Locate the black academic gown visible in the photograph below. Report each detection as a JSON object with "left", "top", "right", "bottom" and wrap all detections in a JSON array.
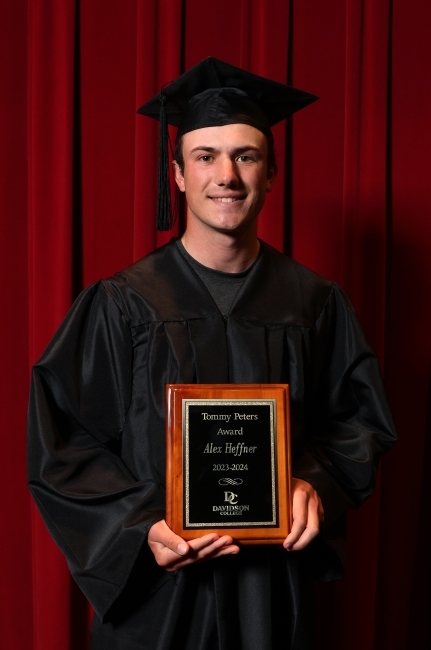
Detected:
[{"left": 28, "top": 239, "right": 396, "bottom": 650}]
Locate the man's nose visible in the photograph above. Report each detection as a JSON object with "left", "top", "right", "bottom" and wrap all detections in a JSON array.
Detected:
[{"left": 216, "top": 157, "right": 239, "bottom": 185}]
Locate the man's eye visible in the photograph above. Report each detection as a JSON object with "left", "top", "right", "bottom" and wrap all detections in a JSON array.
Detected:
[
  {"left": 237, "top": 155, "right": 253, "bottom": 163},
  {"left": 199, "top": 155, "right": 213, "bottom": 162}
]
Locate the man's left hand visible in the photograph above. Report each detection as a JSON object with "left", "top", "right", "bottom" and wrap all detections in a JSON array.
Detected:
[{"left": 283, "top": 478, "right": 324, "bottom": 551}]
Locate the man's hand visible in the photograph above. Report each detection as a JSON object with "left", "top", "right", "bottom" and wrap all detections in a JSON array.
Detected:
[
  {"left": 148, "top": 519, "right": 240, "bottom": 571},
  {"left": 283, "top": 478, "right": 324, "bottom": 551}
]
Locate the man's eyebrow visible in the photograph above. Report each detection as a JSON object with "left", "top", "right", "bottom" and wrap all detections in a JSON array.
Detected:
[
  {"left": 188, "top": 145, "right": 263, "bottom": 154},
  {"left": 189, "top": 146, "right": 219, "bottom": 153}
]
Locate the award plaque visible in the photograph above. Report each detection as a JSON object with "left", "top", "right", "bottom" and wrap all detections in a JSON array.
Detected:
[{"left": 166, "top": 384, "right": 291, "bottom": 544}]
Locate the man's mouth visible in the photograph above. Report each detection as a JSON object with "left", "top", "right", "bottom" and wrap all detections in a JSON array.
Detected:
[{"left": 211, "top": 196, "right": 244, "bottom": 203}]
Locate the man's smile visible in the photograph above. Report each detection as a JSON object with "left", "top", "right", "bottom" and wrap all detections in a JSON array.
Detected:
[{"left": 210, "top": 196, "right": 246, "bottom": 203}]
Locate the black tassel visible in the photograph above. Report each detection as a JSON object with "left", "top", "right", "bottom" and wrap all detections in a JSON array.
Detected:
[{"left": 156, "top": 90, "right": 173, "bottom": 231}]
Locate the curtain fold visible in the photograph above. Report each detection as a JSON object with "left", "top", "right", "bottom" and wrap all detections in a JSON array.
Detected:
[
  {"left": 134, "top": 0, "right": 183, "bottom": 260},
  {"left": 0, "top": 3, "right": 32, "bottom": 649},
  {"left": 28, "top": 2, "right": 80, "bottom": 649},
  {"left": 376, "top": 1, "right": 431, "bottom": 648},
  {"left": 337, "top": 3, "right": 391, "bottom": 648},
  {"left": 1, "top": 0, "right": 430, "bottom": 647}
]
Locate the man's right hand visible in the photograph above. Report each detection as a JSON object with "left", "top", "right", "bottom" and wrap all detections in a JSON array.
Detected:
[{"left": 148, "top": 519, "right": 240, "bottom": 572}]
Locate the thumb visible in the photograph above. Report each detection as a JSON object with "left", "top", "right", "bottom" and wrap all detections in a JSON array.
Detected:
[{"left": 149, "top": 519, "right": 189, "bottom": 556}]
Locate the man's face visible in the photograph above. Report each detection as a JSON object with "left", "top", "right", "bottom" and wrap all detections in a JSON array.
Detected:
[{"left": 173, "top": 123, "right": 275, "bottom": 236}]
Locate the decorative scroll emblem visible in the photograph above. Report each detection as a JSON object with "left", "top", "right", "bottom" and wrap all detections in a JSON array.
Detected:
[{"left": 218, "top": 477, "right": 244, "bottom": 486}]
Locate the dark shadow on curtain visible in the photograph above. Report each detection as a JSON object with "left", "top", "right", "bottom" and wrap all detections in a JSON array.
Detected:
[
  {"left": 70, "top": 578, "right": 91, "bottom": 650},
  {"left": 407, "top": 360, "right": 431, "bottom": 647}
]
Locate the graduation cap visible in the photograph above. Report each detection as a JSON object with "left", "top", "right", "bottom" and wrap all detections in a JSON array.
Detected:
[{"left": 137, "top": 57, "right": 318, "bottom": 230}]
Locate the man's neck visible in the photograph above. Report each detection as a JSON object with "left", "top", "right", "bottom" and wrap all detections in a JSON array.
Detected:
[{"left": 181, "top": 224, "right": 260, "bottom": 273}]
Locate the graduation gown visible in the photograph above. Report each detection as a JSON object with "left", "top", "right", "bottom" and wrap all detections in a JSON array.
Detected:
[{"left": 28, "top": 239, "right": 396, "bottom": 649}]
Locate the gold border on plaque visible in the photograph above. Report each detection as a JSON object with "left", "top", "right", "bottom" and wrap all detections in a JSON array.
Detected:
[{"left": 166, "top": 384, "right": 292, "bottom": 545}]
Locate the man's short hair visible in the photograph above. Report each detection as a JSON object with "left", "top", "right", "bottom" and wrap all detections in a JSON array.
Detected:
[{"left": 174, "top": 132, "right": 278, "bottom": 178}]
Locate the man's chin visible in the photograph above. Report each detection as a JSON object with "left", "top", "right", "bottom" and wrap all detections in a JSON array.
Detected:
[
  {"left": 187, "top": 206, "right": 259, "bottom": 236},
  {"left": 209, "top": 219, "right": 257, "bottom": 237}
]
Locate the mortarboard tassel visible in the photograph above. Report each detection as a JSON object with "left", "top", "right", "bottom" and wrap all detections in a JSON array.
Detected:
[{"left": 156, "top": 90, "right": 173, "bottom": 231}]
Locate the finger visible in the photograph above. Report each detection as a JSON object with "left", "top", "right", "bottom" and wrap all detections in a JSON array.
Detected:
[
  {"left": 164, "top": 535, "right": 239, "bottom": 571},
  {"left": 283, "top": 521, "right": 306, "bottom": 549},
  {"left": 166, "top": 540, "right": 240, "bottom": 571},
  {"left": 148, "top": 522, "right": 240, "bottom": 570},
  {"left": 155, "top": 533, "right": 237, "bottom": 570},
  {"left": 186, "top": 533, "right": 226, "bottom": 552},
  {"left": 289, "top": 505, "right": 320, "bottom": 551},
  {"left": 187, "top": 534, "right": 234, "bottom": 552},
  {"left": 289, "top": 525, "right": 319, "bottom": 551},
  {"left": 148, "top": 520, "right": 192, "bottom": 556},
  {"left": 283, "top": 490, "right": 308, "bottom": 549},
  {"left": 148, "top": 520, "right": 195, "bottom": 567},
  {"left": 284, "top": 489, "right": 322, "bottom": 551},
  {"left": 188, "top": 535, "right": 239, "bottom": 560},
  {"left": 148, "top": 541, "right": 190, "bottom": 568}
]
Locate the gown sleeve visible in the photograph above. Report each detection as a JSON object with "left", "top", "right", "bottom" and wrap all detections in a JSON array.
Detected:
[
  {"left": 27, "top": 282, "right": 165, "bottom": 618},
  {"left": 292, "top": 283, "right": 397, "bottom": 528}
]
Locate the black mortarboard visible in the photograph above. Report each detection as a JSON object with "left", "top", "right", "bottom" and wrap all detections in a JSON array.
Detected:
[{"left": 137, "top": 57, "right": 318, "bottom": 230}]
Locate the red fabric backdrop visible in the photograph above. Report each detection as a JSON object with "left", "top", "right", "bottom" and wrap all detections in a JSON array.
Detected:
[{"left": 1, "top": 1, "right": 430, "bottom": 648}]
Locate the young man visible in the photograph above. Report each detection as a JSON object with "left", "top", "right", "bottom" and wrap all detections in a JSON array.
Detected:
[{"left": 28, "top": 59, "right": 396, "bottom": 649}]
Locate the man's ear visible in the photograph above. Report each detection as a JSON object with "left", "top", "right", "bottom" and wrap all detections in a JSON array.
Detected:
[
  {"left": 172, "top": 160, "right": 185, "bottom": 192},
  {"left": 266, "top": 166, "right": 277, "bottom": 192}
]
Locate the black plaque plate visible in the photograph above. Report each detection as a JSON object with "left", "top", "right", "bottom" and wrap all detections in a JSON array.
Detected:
[{"left": 184, "top": 400, "right": 277, "bottom": 528}]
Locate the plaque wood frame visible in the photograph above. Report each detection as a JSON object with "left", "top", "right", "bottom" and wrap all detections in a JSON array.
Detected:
[{"left": 166, "top": 384, "right": 292, "bottom": 544}]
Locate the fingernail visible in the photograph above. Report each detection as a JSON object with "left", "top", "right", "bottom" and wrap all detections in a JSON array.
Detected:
[{"left": 177, "top": 543, "right": 188, "bottom": 555}]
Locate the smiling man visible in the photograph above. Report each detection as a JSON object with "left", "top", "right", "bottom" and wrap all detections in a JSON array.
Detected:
[
  {"left": 175, "top": 124, "right": 273, "bottom": 270},
  {"left": 28, "top": 58, "right": 396, "bottom": 650},
  {"left": 175, "top": 124, "right": 273, "bottom": 240}
]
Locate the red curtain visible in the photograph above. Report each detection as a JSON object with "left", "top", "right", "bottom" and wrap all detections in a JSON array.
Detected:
[{"left": 1, "top": 0, "right": 430, "bottom": 648}]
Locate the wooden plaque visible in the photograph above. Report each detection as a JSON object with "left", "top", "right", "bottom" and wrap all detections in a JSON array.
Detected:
[{"left": 166, "top": 384, "right": 292, "bottom": 544}]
